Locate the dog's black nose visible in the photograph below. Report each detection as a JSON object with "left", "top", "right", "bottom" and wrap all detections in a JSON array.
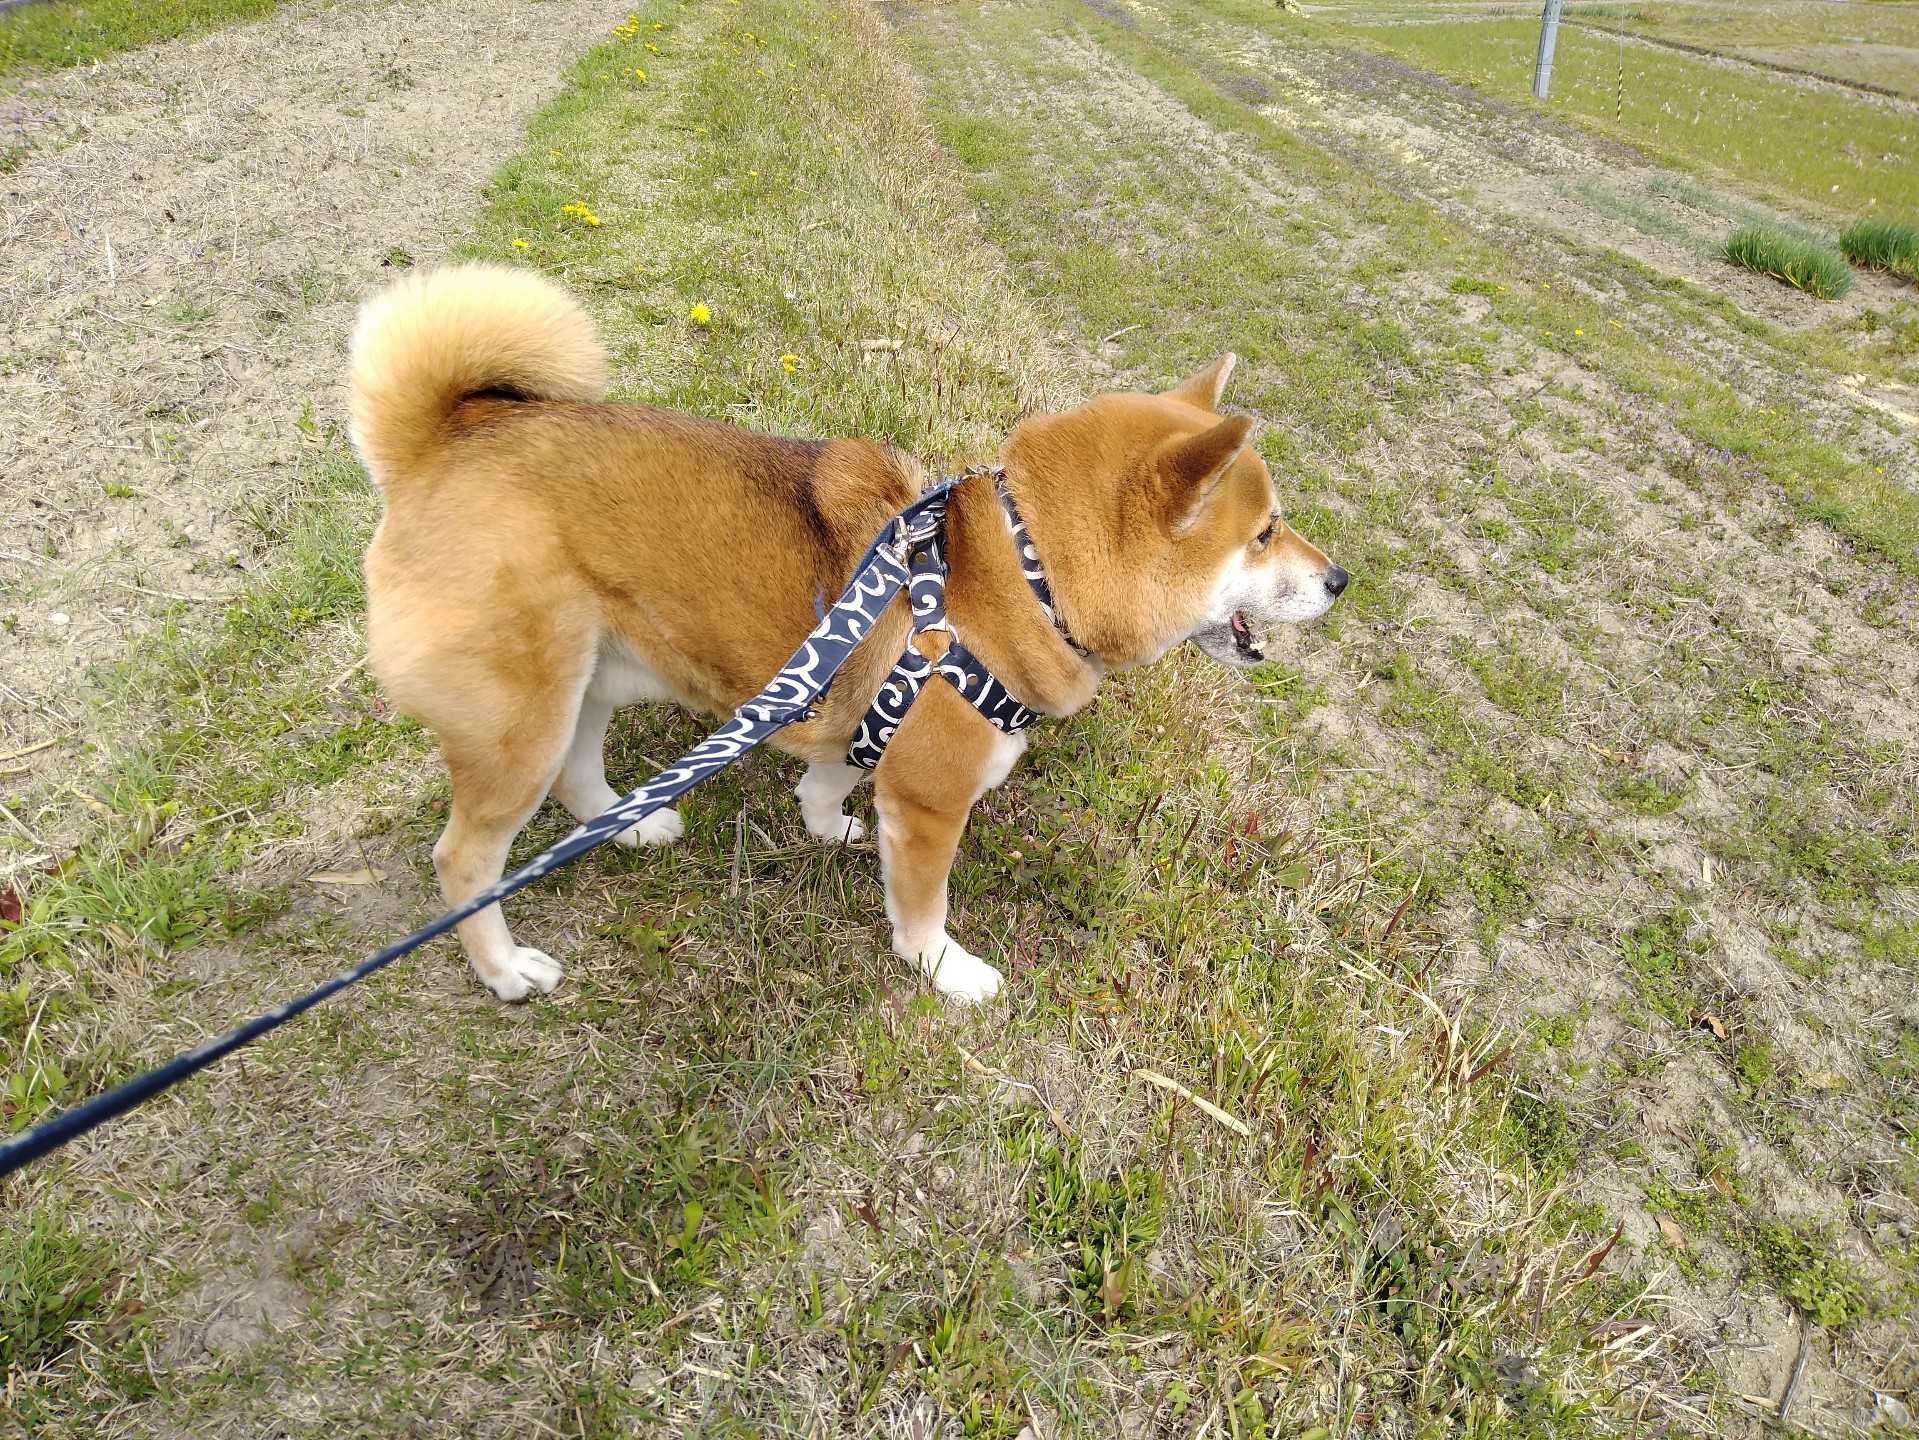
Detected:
[{"left": 1324, "top": 565, "right": 1349, "bottom": 597}]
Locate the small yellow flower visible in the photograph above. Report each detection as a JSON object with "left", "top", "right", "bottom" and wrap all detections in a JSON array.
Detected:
[
  {"left": 634, "top": 66, "right": 648, "bottom": 82},
  {"left": 646, "top": 40, "right": 662, "bottom": 53},
  {"left": 1574, "top": 328, "right": 1584, "bottom": 336},
  {"left": 652, "top": 19, "right": 666, "bottom": 28},
  {"left": 695, "top": 125, "right": 707, "bottom": 134},
  {"left": 511, "top": 237, "right": 529, "bottom": 249},
  {"left": 689, "top": 302, "right": 711, "bottom": 325},
  {"left": 780, "top": 352, "right": 798, "bottom": 373},
  {"left": 748, "top": 168, "right": 759, "bottom": 177}
]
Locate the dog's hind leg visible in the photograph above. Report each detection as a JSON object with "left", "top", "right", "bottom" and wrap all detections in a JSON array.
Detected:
[
  {"left": 550, "top": 644, "right": 685, "bottom": 848},
  {"left": 552, "top": 693, "right": 684, "bottom": 848},
  {"left": 796, "top": 761, "right": 866, "bottom": 843},
  {"left": 423, "top": 641, "right": 597, "bottom": 1002}
]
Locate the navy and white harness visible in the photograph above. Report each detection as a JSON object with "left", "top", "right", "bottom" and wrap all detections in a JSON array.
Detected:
[{"left": 847, "top": 467, "right": 1079, "bottom": 769}]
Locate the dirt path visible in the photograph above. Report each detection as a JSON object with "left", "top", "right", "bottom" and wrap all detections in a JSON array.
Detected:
[{"left": 0, "top": 0, "right": 622, "bottom": 827}]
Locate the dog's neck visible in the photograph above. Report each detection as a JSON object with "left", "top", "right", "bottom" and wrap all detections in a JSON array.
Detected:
[{"left": 942, "top": 468, "right": 1103, "bottom": 719}]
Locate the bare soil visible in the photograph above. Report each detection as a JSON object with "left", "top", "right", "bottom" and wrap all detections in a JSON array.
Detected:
[{"left": 0, "top": 0, "right": 624, "bottom": 824}]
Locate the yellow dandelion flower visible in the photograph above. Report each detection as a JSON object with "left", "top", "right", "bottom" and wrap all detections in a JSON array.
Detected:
[
  {"left": 780, "top": 352, "right": 798, "bottom": 373},
  {"left": 511, "top": 237, "right": 529, "bottom": 249},
  {"left": 695, "top": 125, "right": 707, "bottom": 133},
  {"left": 646, "top": 40, "right": 662, "bottom": 53},
  {"left": 748, "top": 168, "right": 759, "bottom": 177},
  {"left": 652, "top": 19, "right": 666, "bottom": 28},
  {"left": 689, "top": 302, "right": 711, "bottom": 325},
  {"left": 634, "top": 66, "right": 648, "bottom": 82},
  {"left": 1574, "top": 328, "right": 1584, "bottom": 336}
]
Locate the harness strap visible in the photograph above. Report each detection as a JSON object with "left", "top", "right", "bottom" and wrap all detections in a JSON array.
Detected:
[
  {"left": 994, "top": 470, "right": 1085, "bottom": 656},
  {"left": 846, "top": 520, "right": 1040, "bottom": 768},
  {"left": 847, "top": 467, "right": 1076, "bottom": 771}
]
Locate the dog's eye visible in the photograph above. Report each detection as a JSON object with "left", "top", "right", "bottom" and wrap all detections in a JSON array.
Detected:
[{"left": 1253, "top": 520, "right": 1277, "bottom": 549}]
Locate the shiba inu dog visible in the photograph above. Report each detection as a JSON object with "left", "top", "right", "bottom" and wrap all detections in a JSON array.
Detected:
[{"left": 348, "top": 265, "right": 1345, "bottom": 1004}]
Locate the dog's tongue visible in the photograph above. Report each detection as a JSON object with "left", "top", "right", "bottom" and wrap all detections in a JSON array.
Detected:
[{"left": 1231, "top": 611, "right": 1250, "bottom": 639}]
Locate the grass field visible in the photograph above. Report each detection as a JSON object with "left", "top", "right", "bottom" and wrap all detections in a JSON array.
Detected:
[
  {"left": 1328, "top": 13, "right": 1919, "bottom": 218},
  {"left": 0, "top": 0, "right": 282, "bottom": 79},
  {"left": 1567, "top": 1, "right": 1919, "bottom": 98},
  {"left": 3, "top": 0, "right": 1918, "bottom": 1435}
]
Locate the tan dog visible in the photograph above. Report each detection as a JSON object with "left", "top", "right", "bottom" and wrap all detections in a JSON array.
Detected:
[{"left": 349, "top": 265, "right": 1344, "bottom": 1003}]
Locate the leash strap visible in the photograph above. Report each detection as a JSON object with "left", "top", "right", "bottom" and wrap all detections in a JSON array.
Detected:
[{"left": 0, "top": 481, "right": 958, "bottom": 1181}]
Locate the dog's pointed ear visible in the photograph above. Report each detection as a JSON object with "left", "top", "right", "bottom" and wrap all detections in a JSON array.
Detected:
[
  {"left": 1157, "top": 413, "right": 1254, "bottom": 532},
  {"left": 1164, "top": 353, "right": 1238, "bottom": 412}
]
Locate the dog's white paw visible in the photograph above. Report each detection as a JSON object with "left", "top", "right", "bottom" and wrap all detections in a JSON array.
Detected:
[
  {"left": 920, "top": 941, "right": 1004, "bottom": 1004},
  {"left": 806, "top": 813, "right": 865, "bottom": 844},
  {"left": 614, "top": 807, "right": 685, "bottom": 849},
  {"left": 482, "top": 946, "right": 564, "bottom": 1002}
]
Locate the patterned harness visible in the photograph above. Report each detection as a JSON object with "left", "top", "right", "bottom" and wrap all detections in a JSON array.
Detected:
[{"left": 846, "top": 467, "right": 1081, "bottom": 769}]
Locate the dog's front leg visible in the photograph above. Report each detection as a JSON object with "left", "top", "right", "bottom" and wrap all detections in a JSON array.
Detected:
[{"left": 871, "top": 685, "right": 1026, "bottom": 1002}]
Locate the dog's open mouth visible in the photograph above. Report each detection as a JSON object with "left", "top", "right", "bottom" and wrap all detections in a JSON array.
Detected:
[
  {"left": 1191, "top": 612, "right": 1267, "bottom": 668},
  {"left": 1229, "top": 610, "right": 1264, "bottom": 663}
]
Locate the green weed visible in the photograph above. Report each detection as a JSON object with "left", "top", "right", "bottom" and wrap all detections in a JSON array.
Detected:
[
  {"left": 1750, "top": 1221, "right": 1870, "bottom": 1329},
  {"left": 1620, "top": 910, "right": 1703, "bottom": 1027},
  {"left": 1008, "top": 1116, "right": 1163, "bottom": 1321},
  {"left": 1724, "top": 225, "right": 1852, "bottom": 299},
  {"left": 1839, "top": 218, "right": 1919, "bottom": 279}
]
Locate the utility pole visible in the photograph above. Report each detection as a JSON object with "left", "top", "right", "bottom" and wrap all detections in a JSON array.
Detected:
[{"left": 1533, "top": 0, "right": 1563, "bottom": 98}]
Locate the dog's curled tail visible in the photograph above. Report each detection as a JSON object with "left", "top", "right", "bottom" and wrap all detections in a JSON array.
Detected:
[{"left": 347, "top": 262, "right": 608, "bottom": 490}]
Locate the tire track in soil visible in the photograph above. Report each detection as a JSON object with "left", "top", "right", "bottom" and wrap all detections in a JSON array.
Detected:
[{"left": 0, "top": 0, "right": 624, "bottom": 809}]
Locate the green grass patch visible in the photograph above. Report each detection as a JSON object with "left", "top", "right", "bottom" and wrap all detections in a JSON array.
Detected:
[
  {"left": 1839, "top": 218, "right": 1919, "bottom": 279},
  {"left": 0, "top": 0, "right": 282, "bottom": 80},
  {"left": 0, "top": 1202, "right": 116, "bottom": 1382},
  {"left": 1724, "top": 224, "right": 1852, "bottom": 299}
]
